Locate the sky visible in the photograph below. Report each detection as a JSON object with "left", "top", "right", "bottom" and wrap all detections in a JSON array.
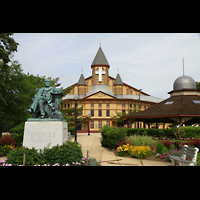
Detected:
[{"left": 12, "top": 33, "right": 200, "bottom": 99}]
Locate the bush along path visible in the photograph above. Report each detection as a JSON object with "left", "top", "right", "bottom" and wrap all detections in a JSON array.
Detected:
[{"left": 0, "top": 141, "right": 91, "bottom": 166}]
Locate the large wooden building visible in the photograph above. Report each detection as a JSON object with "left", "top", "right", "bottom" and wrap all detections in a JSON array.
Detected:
[{"left": 62, "top": 46, "right": 162, "bottom": 133}]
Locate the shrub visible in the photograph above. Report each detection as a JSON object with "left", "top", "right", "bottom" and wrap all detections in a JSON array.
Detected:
[
  {"left": 42, "top": 141, "right": 83, "bottom": 166},
  {"left": 117, "top": 139, "right": 127, "bottom": 147},
  {"left": 189, "top": 138, "right": 200, "bottom": 150},
  {"left": 0, "top": 145, "right": 15, "bottom": 156},
  {"left": 100, "top": 125, "right": 112, "bottom": 147},
  {"left": 6, "top": 141, "right": 83, "bottom": 166},
  {"left": 6, "top": 147, "right": 43, "bottom": 166},
  {"left": 161, "top": 140, "right": 173, "bottom": 149},
  {"left": 106, "top": 127, "right": 127, "bottom": 150},
  {"left": 127, "top": 135, "right": 155, "bottom": 149},
  {"left": 0, "top": 135, "right": 16, "bottom": 146},
  {"left": 155, "top": 142, "right": 168, "bottom": 155},
  {"left": 100, "top": 126, "right": 127, "bottom": 150},
  {"left": 68, "top": 126, "right": 75, "bottom": 135},
  {"left": 10, "top": 123, "right": 24, "bottom": 147}
]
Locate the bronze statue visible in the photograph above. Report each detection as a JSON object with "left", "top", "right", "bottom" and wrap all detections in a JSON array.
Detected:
[{"left": 26, "top": 79, "right": 64, "bottom": 119}]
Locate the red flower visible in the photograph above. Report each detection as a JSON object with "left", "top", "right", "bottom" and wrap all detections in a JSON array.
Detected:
[{"left": 15, "top": 147, "right": 17, "bottom": 149}]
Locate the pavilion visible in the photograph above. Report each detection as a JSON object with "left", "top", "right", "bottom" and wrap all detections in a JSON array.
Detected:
[{"left": 121, "top": 75, "right": 200, "bottom": 127}]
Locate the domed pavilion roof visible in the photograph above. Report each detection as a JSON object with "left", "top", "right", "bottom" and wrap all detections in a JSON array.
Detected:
[{"left": 173, "top": 75, "right": 196, "bottom": 90}]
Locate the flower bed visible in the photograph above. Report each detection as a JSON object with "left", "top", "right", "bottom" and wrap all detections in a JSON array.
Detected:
[
  {"left": 116, "top": 144, "right": 151, "bottom": 159},
  {"left": 0, "top": 156, "right": 91, "bottom": 166}
]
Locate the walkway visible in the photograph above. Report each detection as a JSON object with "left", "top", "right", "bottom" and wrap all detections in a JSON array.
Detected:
[{"left": 75, "top": 133, "right": 171, "bottom": 166}]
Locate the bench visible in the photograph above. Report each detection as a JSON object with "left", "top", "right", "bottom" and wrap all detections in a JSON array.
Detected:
[{"left": 169, "top": 145, "right": 199, "bottom": 166}]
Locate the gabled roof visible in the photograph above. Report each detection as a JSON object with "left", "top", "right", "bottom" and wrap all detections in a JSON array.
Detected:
[
  {"left": 91, "top": 47, "right": 109, "bottom": 67},
  {"left": 113, "top": 73, "right": 123, "bottom": 86},
  {"left": 77, "top": 74, "right": 87, "bottom": 86}
]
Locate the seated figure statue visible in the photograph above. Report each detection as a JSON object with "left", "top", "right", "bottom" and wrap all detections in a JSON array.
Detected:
[{"left": 26, "top": 79, "right": 64, "bottom": 119}]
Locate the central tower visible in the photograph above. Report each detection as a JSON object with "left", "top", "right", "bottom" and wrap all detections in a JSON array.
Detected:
[{"left": 91, "top": 46, "right": 110, "bottom": 85}]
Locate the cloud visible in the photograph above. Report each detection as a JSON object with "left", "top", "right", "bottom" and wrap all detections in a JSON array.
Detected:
[{"left": 13, "top": 33, "right": 200, "bottom": 99}]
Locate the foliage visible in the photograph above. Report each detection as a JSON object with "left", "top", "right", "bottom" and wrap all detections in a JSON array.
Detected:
[
  {"left": 112, "top": 108, "right": 137, "bottom": 127},
  {"left": 42, "top": 141, "right": 83, "bottom": 166},
  {"left": 126, "top": 126, "right": 200, "bottom": 139},
  {"left": 196, "top": 81, "right": 200, "bottom": 91},
  {"left": 0, "top": 145, "right": 15, "bottom": 156},
  {"left": 0, "top": 135, "right": 16, "bottom": 146},
  {"left": 68, "top": 126, "right": 75, "bottom": 135},
  {"left": 100, "top": 126, "right": 127, "bottom": 150},
  {"left": 117, "top": 139, "right": 127, "bottom": 147},
  {"left": 9, "top": 122, "right": 24, "bottom": 147},
  {"left": 127, "top": 135, "right": 155, "bottom": 149},
  {"left": 117, "top": 144, "right": 151, "bottom": 165},
  {"left": 6, "top": 147, "right": 43, "bottom": 166},
  {"left": 100, "top": 125, "right": 112, "bottom": 147},
  {"left": 155, "top": 142, "right": 168, "bottom": 155},
  {"left": 1, "top": 156, "right": 91, "bottom": 166},
  {"left": 6, "top": 141, "right": 83, "bottom": 166}
]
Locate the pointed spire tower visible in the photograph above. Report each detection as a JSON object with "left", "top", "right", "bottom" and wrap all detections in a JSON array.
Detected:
[
  {"left": 91, "top": 46, "right": 110, "bottom": 85},
  {"left": 77, "top": 74, "right": 87, "bottom": 95},
  {"left": 113, "top": 73, "right": 123, "bottom": 96}
]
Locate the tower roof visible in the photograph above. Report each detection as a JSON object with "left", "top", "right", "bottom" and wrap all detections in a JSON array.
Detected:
[
  {"left": 91, "top": 46, "right": 109, "bottom": 67},
  {"left": 113, "top": 73, "right": 123, "bottom": 86},
  {"left": 77, "top": 74, "right": 87, "bottom": 86},
  {"left": 173, "top": 75, "right": 196, "bottom": 90}
]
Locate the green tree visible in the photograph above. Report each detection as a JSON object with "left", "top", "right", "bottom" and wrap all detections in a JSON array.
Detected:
[
  {"left": 111, "top": 108, "right": 137, "bottom": 127},
  {"left": 0, "top": 33, "right": 19, "bottom": 105},
  {"left": 196, "top": 81, "right": 200, "bottom": 90}
]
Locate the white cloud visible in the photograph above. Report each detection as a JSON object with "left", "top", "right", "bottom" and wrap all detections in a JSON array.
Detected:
[{"left": 12, "top": 33, "right": 200, "bottom": 99}]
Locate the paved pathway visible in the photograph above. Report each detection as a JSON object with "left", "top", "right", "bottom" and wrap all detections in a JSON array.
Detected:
[{"left": 74, "top": 133, "right": 171, "bottom": 166}]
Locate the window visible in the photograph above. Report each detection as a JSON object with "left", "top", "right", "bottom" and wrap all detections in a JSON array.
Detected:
[
  {"left": 165, "top": 101, "right": 174, "bottom": 105},
  {"left": 91, "top": 121, "right": 94, "bottom": 129},
  {"left": 134, "top": 104, "right": 136, "bottom": 108},
  {"left": 99, "top": 121, "right": 102, "bottom": 128},
  {"left": 107, "top": 121, "right": 110, "bottom": 126},
  {"left": 68, "top": 104, "right": 70, "bottom": 108},
  {"left": 122, "top": 110, "right": 126, "bottom": 113},
  {"left": 130, "top": 104, "right": 132, "bottom": 107},
  {"left": 144, "top": 105, "right": 146, "bottom": 109},
  {"left": 122, "top": 103, "right": 125, "bottom": 107},
  {"left": 99, "top": 103, "right": 102, "bottom": 107},
  {"left": 106, "top": 110, "right": 110, "bottom": 116},
  {"left": 91, "top": 103, "right": 94, "bottom": 107},
  {"left": 91, "top": 110, "right": 94, "bottom": 117},
  {"left": 107, "top": 103, "right": 110, "bottom": 107},
  {"left": 99, "top": 110, "right": 102, "bottom": 117}
]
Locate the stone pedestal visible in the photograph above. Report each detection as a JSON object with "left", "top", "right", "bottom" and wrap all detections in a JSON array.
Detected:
[{"left": 23, "top": 120, "right": 68, "bottom": 150}]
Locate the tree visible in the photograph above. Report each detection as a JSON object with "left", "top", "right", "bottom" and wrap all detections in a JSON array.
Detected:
[
  {"left": 196, "top": 81, "right": 200, "bottom": 90},
  {"left": 111, "top": 108, "right": 137, "bottom": 127},
  {"left": 0, "top": 33, "right": 19, "bottom": 105},
  {"left": 0, "top": 61, "right": 46, "bottom": 136}
]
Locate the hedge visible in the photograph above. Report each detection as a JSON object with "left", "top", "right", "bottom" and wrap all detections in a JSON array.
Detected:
[{"left": 126, "top": 126, "right": 200, "bottom": 139}]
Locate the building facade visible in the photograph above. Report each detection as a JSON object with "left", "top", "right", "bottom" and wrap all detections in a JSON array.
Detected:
[{"left": 62, "top": 46, "right": 162, "bottom": 133}]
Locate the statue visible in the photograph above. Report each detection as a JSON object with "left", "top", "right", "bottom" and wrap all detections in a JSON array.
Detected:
[{"left": 26, "top": 79, "right": 64, "bottom": 119}]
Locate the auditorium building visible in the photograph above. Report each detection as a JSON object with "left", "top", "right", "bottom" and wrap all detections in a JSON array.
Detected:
[{"left": 62, "top": 46, "right": 162, "bottom": 133}]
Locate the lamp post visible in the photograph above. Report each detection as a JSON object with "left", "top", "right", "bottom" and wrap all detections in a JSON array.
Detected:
[
  {"left": 74, "top": 95, "right": 78, "bottom": 143},
  {"left": 137, "top": 89, "right": 142, "bottom": 128},
  {"left": 88, "top": 111, "right": 90, "bottom": 136}
]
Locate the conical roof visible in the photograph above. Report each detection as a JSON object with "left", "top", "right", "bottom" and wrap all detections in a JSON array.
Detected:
[
  {"left": 77, "top": 74, "right": 87, "bottom": 86},
  {"left": 91, "top": 46, "right": 109, "bottom": 67},
  {"left": 113, "top": 73, "right": 123, "bottom": 86}
]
